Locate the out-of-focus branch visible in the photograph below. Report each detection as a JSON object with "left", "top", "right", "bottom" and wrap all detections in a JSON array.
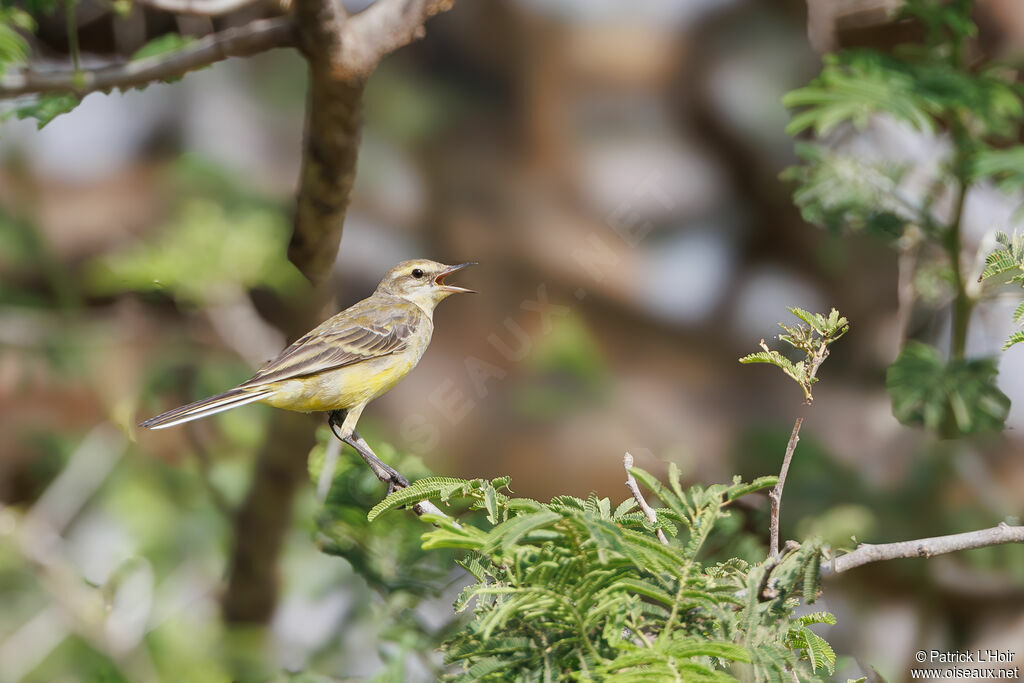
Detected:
[
  {"left": 0, "top": 17, "right": 295, "bottom": 98},
  {"left": 222, "top": 410, "right": 318, "bottom": 622},
  {"left": 135, "top": 0, "right": 266, "bottom": 16},
  {"left": 334, "top": 0, "right": 454, "bottom": 81},
  {"left": 287, "top": 0, "right": 455, "bottom": 284},
  {"left": 623, "top": 453, "right": 668, "bottom": 546},
  {"left": 822, "top": 522, "right": 1024, "bottom": 575},
  {"left": 768, "top": 417, "right": 803, "bottom": 558}
]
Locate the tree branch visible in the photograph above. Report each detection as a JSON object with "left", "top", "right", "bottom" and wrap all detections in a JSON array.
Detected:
[
  {"left": 769, "top": 416, "right": 803, "bottom": 558},
  {"left": 822, "top": 522, "right": 1024, "bottom": 575},
  {"left": 222, "top": 410, "right": 318, "bottom": 623},
  {"left": 334, "top": 0, "right": 454, "bottom": 81},
  {"left": 0, "top": 17, "right": 295, "bottom": 99},
  {"left": 623, "top": 452, "right": 668, "bottom": 546},
  {"left": 286, "top": 0, "right": 455, "bottom": 284}
]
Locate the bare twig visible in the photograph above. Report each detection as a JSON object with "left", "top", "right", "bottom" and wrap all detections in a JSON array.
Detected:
[
  {"left": 768, "top": 417, "right": 803, "bottom": 558},
  {"left": 0, "top": 17, "right": 295, "bottom": 99},
  {"left": 623, "top": 452, "right": 669, "bottom": 546},
  {"left": 822, "top": 522, "right": 1024, "bottom": 575},
  {"left": 134, "top": 0, "right": 265, "bottom": 16}
]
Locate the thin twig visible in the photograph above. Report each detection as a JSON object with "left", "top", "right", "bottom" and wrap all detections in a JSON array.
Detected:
[
  {"left": 769, "top": 417, "right": 803, "bottom": 558},
  {"left": 623, "top": 452, "right": 669, "bottom": 546},
  {"left": 0, "top": 17, "right": 295, "bottom": 98},
  {"left": 822, "top": 522, "right": 1024, "bottom": 575}
]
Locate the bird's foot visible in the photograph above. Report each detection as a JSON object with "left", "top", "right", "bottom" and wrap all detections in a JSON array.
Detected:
[{"left": 384, "top": 469, "right": 410, "bottom": 497}]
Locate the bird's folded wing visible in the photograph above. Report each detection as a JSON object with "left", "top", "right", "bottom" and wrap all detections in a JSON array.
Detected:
[{"left": 241, "top": 301, "right": 420, "bottom": 387}]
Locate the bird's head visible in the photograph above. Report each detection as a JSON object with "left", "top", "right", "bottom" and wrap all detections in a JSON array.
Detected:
[{"left": 377, "top": 259, "right": 476, "bottom": 311}]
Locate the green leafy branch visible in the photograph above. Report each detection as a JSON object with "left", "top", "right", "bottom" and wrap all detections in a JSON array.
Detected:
[
  {"left": 739, "top": 307, "right": 849, "bottom": 404},
  {"left": 368, "top": 465, "right": 833, "bottom": 682}
]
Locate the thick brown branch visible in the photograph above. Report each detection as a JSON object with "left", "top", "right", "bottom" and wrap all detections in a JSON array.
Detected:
[
  {"left": 822, "top": 522, "right": 1024, "bottom": 575},
  {"left": 288, "top": 75, "right": 364, "bottom": 284},
  {"left": 0, "top": 17, "right": 295, "bottom": 99},
  {"left": 286, "top": 0, "right": 455, "bottom": 284}
]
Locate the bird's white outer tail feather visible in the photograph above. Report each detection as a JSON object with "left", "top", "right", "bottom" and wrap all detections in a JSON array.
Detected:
[{"left": 140, "top": 389, "right": 272, "bottom": 429}]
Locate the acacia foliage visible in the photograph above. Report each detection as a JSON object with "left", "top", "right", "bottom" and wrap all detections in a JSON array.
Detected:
[{"left": 369, "top": 468, "right": 836, "bottom": 682}]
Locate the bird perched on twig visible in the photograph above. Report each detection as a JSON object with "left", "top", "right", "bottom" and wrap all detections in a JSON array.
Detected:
[{"left": 140, "top": 259, "right": 476, "bottom": 492}]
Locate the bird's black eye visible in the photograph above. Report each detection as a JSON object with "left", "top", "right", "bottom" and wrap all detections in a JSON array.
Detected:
[{"left": 411, "top": 268, "right": 424, "bottom": 279}]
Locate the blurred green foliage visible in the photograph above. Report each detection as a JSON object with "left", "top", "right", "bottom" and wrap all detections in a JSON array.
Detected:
[
  {"left": 308, "top": 428, "right": 464, "bottom": 681},
  {"left": 784, "top": 0, "right": 1024, "bottom": 436},
  {"left": 886, "top": 341, "right": 1010, "bottom": 437},
  {"left": 87, "top": 199, "right": 305, "bottom": 307},
  {"left": 0, "top": 6, "right": 33, "bottom": 76},
  {"left": 512, "top": 313, "right": 610, "bottom": 418}
]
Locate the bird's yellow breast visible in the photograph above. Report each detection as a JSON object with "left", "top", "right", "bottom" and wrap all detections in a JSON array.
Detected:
[{"left": 261, "top": 324, "right": 431, "bottom": 413}]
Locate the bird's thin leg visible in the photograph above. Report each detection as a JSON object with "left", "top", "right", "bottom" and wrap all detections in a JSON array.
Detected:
[
  {"left": 327, "top": 409, "right": 409, "bottom": 495},
  {"left": 327, "top": 409, "right": 348, "bottom": 440},
  {"left": 345, "top": 429, "right": 410, "bottom": 495}
]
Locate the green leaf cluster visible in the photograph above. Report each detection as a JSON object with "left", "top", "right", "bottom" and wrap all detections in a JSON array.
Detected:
[
  {"left": 739, "top": 308, "right": 849, "bottom": 403},
  {"left": 783, "top": 0, "right": 1024, "bottom": 239},
  {"left": 2, "top": 93, "right": 80, "bottom": 129},
  {"left": 369, "top": 467, "right": 835, "bottom": 681},
  {"left": 886, "top": 341, "right": 1009, "bottom": 438},
  {"left": 783, "top": 0, "right": 1024, "bottom": 434},
  {"left": 781, "top": 143, "right": 914, "bottom": 240},
  {"left": 309, "top": 430, "right": 461, "bottom": 679},
  {"left": 783, "top": 45, "right": 1022, "bottom": 141},
  {"left": 85, "top": 199, "right": 306, "bottom": 306}
]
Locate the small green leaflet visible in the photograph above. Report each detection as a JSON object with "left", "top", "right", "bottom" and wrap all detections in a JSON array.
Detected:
[
  {"left": 131, "top": 33, "right": 196, "bottom": 61},
  {"left": 3, "top": 94, "right": 80, "bottom": 129}
]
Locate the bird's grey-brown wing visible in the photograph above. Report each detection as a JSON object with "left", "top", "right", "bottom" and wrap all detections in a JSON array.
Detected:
[{"left": 240, "top": 297, "right": 423, "bottom": 388}]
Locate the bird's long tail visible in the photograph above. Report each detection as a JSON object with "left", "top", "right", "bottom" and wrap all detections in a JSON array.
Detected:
[{"left": 139, "top": 387, "right": 273, "bottom": 429}]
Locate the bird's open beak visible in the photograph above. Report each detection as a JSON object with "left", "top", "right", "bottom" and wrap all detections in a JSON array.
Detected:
[{"left": 435, "top": 262, "right": 477, "bottom": 294}]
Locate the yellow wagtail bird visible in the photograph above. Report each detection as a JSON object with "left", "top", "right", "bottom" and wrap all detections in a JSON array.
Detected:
[{"left": 140, "top": 259, "right": 476, "bottom": 491}]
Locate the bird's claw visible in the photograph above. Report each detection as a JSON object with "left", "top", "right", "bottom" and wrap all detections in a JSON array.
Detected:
[{"left": 385, "top": 471, "right": 410, "bottom": 497}]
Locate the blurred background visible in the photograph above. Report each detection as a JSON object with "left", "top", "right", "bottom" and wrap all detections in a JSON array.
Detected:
[{"left": 2, "top": 0, "right": 1024, "bottom": 680}]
